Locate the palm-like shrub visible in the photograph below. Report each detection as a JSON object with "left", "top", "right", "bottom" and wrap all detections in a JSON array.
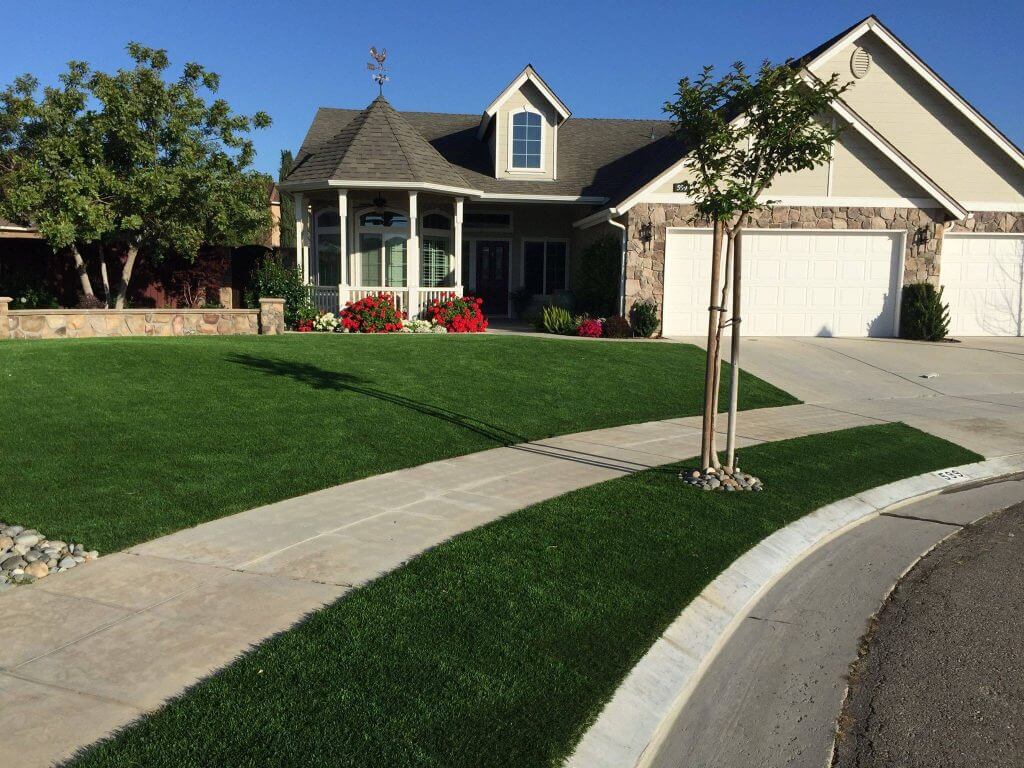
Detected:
[
  {"left": 539, "top": 305, "right": 575, "bottom": 335},
  {"left": 900, "top": 282, "right": 950, "bottom": 341}
]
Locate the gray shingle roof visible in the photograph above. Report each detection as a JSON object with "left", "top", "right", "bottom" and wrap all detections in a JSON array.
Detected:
[
  {"left": 286, "top": 97, "right": 472, "bottom": 190},
  {"left": 289, "top": 103, "right": 688, "bottom": 206}
]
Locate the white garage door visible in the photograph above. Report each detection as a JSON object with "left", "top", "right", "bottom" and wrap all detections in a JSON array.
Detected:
[
  {"left": 662, "top": 229, "right": 903, "bottom": 337},
  {"left": 941, "top": 234, "right": 1023, "bottom": 336}
]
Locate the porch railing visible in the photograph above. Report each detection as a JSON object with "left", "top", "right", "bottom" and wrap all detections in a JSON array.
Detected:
[{"left": 305, "top": 285, "right": 463, "bottom": 319}]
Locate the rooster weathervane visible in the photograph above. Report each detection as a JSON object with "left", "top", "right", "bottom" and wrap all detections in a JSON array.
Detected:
[{"left": 368, "top": 47, "right": 389, "bottom": 95}]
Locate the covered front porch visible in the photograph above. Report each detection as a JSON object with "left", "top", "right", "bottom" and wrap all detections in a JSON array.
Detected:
[{"left": 295, "top": 187, "right": 465, "bottom": 318}]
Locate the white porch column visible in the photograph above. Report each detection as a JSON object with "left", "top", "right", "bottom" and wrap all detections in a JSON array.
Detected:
[
  {"left": 407, "top": 190, "right": 420, "bottom": 316},
  {"left": 337, "top": 189, "right": 348, "bottom": 305},
  {"left": 454, "top": 197, "right": 464, "bottom": 292},
  {"left": 294, "top": 192, "right": 307, "bottom": 283}
]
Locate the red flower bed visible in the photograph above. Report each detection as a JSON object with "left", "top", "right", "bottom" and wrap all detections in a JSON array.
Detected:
[
  {"left": 425, "top": 295, "right": 488, "bottom": 333},
  {"left": 295, "top": 319, "right": 314, "bottom": 333},
  {"left": 340, "top": 293, "right": 405, "bottom": 333},
  {"left": 577, "top": 318, "right": 603, "bottom": 338}
]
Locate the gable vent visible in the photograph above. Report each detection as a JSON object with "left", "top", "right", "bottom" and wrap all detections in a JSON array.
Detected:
[{"left": 850, "top": 47, "right": 872, "bottom": 79}]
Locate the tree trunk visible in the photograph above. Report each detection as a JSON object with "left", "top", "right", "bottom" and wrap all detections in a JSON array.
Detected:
[
  {"left": 709, "top": 231, "right": 735, "bottom": 466},
  {"left": 725, "top": 223, "right": 746, "bottom": 468},
  {"left": 100, "top": 255, "right": 111, "bottom": 306},
  {"left": 700, "top": 221, "right": 725, "bottom": 469},
  {"left": 70, "top": 244, "right": 95, "bottom": 299},
  {"left": 115, "top": 244, "right": 138, "bottom": 310}
]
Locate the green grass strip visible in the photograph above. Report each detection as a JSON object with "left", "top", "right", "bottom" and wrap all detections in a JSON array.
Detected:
[
  {"left": 67, "top": 423, "right": 979, "bottom": 768},
  {"left": 0, "top": 335, "right": 795, "bottom": 552}
]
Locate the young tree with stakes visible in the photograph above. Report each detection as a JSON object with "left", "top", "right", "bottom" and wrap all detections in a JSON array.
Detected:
[
  {"left": 665, "top": 61, "right": 848, "bottom": 472},
  {"left": 0, "top": 44, "right": 272, "bottom": 307}
]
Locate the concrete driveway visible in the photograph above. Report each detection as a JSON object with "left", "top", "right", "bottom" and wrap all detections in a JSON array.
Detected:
[{"left": 670, "top": 336, "right": 1024, "bottom": 457}]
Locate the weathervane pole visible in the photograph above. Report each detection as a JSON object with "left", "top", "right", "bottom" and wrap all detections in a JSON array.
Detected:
[{"left": 368, "top": 47, "right": 389, "bottom": 96}]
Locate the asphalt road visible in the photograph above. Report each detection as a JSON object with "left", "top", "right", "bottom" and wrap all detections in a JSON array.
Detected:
[
  {"left": 833, "top": 501, "right": 1024, "bottom": 768},
  {"left": 647, "top": 476, "right": 1024, "bottom": 768}
]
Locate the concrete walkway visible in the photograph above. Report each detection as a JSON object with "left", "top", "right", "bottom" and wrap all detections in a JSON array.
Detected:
[
  {"left": 0, "top": 403, "right": 875, "bottom": 767},
  {"left": 668, "top": 336, "right": 1024, "bottom": 458},
  {"left": 647, "top": 474, "right": 1024, "bottom": 768}
]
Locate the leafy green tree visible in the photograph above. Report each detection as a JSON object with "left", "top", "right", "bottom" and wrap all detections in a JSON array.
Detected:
[
  {"left": 0, "top": 43, "right": 272, "bottom": 308},
  {"left": 0, "top": 64, "right": 112, "bottom": 300},
  {"left": 665, "top": 61, "right": 847, "bottom": 469}
]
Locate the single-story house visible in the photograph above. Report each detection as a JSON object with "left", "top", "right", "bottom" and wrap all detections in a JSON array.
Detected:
[{"left": 285, "top": 14, "right": 1024, "bottom": 337}]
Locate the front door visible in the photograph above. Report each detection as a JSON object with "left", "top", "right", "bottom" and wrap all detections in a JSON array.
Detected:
[{"left": 475, "top": 240, "right": 509, "bottom": 317}]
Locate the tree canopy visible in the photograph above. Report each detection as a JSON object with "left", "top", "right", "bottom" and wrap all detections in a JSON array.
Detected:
[
  {"left": 664, "top": 60, "right": 849, "bottom": 226},
  {"left": 0, "top": 43, "right": 272, "bottom": 306}
]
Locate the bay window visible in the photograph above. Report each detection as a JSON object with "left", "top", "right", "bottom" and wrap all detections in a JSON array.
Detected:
[
  {"left": 357, "top": 211, "right": 408, "bottom": 287},
  {"left": 421, "top": 211, "right": 453, "bottom": 287}
]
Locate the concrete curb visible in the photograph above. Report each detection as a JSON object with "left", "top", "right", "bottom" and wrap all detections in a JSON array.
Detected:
[{"left": 565, "top": 453, "right": 1024, "bottom": 768}]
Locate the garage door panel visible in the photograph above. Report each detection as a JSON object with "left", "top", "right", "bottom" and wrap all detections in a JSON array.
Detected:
[
  {"left": 662, "top": 229, "right": 902, "bottom": 337},
  {"left": 941, "top": 234, "right": 1023, "bottom": 336}
]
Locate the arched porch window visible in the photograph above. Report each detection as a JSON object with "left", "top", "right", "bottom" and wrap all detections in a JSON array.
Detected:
[
  {"left": 421, "top": 211, "right": 453, "bottom": 287},
  {"left": 356, "top": 210, "right": 409, "bottom": 287},
  {"left": 314, "top": 208, "right": 341, "bottom": 285}
]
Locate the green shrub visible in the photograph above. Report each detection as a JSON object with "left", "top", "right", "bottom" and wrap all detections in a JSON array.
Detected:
[
  {"left": 899, "top": 282, "right": 950, "bottom": 341},
  {"left": 630, "top": 300, "right": 659, "bottom": 338},
  {"left": 247, "top": 254, "right": 313, "bottom": 328},
  {"left": 574, "top": 235, "right": 620, "bottom": 316},
  {"left": 538, "top": 304, "right": 575, "bottom": 335},
  {"left": 603, "top": 315, "right": 631, "bottom": 338}
]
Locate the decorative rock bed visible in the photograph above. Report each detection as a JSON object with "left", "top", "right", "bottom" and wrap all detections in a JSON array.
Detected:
[
  {"left": 681, "top": 466, "right": 763, "bottom": 492},
  {"left": 0, "top": 523, "right": 97, "bottom": 588}
]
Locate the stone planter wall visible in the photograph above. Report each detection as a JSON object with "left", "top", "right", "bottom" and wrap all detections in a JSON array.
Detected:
[
  {"left": 0, "top": 298, "right": 286, "bottom": 340},
  {"left": 623, "top": 203, "right": 951, "bottom": 320}
]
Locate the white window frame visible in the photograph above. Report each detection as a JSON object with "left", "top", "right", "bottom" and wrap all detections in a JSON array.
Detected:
[
  {"left": 313, "top": 206, "right": 341, "bottom": 286},
  {"left": 420, "top": 208, "right": 453, "bottom": 287},
  {"left": 521, "top": 238, "right": 570, "bottom": 295},
  {"left": 354, "top": 207, "right": 409, "bottom": 287},
  {"left": 507, "top": 107, "right": 545, "bottom": 173}
]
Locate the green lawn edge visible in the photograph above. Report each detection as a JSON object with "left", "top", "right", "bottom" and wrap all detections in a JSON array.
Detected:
[
  {"left": 0, "top": 334, "right": 797, "bottom": 552},
  {"left": 66, "top": 423, "right": 980, "bottom": 768}
]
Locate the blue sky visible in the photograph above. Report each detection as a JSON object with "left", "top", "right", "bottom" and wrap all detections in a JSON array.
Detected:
[{"left": 3, "top": 0, "right": 1022, "bottom": 176}]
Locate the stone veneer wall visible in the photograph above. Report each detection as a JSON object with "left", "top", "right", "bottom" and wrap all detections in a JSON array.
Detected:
[
  {"left": 948, "top": 211, "right": 1024, "bottom": 234},
  {"left": 1, "top": 306, "right": 262, "bottom": 340},
  {"left": 623, "top": 204, "right": 952, "bottom": 315}
]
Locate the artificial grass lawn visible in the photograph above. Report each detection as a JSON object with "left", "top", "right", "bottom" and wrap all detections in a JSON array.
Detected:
[
  {"left": 0, "top": 334, "right": 795, "bottom": 553},
  {"left": 68, "top": 423, "right": 979, "bottom": 768}
]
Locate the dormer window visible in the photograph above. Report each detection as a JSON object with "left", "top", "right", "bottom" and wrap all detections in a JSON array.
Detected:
[{"left": 511, "top": 110, "right": 542, "bottom": 170}]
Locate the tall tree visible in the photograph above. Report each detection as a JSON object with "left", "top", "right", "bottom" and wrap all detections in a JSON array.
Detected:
[
  {"left": 93, "top": 44, "right": 272, "bottom": 308},
  {"left": 0, "top": 43, "right": 272, "bottom": 308},
  {"left": 278, "top": 149, "right": 295, "bottom": 249},
  {"left": 666, "top": 61, "right": 847, "bottom": 470}
]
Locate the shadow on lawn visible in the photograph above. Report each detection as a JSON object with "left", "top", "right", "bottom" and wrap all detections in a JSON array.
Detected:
[
  {"left": 229, "top": 353, "right": 684, "bottom": 475},
  {"left": 228, "top": 353, "right": 528, "bottom": 446}
]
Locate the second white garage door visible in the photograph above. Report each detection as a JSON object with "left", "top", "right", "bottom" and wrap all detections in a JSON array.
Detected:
[
  {"left": 940, "top": 233, "right": 1023, "bottom": 336},
  {"left": 662, "top": 229, "right": 904, "bottom": 337}
]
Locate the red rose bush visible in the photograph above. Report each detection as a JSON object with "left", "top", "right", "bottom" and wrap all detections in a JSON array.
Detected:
[
  {"left": 340, "top": 293, "right": 405, "bottom": 333},
  {"left": 425, "top": 295, "right": 488, "bottom": 333}
]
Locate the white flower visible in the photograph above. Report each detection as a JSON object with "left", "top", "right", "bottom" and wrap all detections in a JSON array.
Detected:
[{"left": 312, "top": 312, "right": 339, "bottom": 332}]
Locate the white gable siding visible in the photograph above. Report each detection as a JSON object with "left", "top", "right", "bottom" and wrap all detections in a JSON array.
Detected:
[
  {"left": 495, "top": 81, "right": 558, "bottom": 182},
  {"left": 645, "top": 116, "right": 932, "bottom": 203},
  {"left": 813, "top": 31, "right": 1024, "bottom": 206}
]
